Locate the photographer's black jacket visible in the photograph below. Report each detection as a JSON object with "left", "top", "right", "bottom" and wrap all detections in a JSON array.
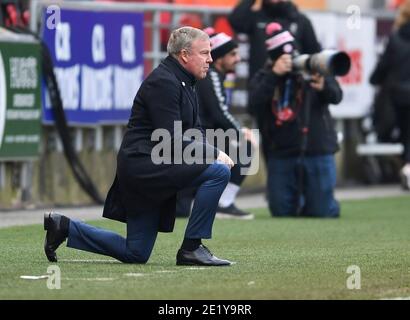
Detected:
[
  {"left": 249, "top": 68, "right": 342, "bottom": 158},
  {"left": 197, "top": 67, "right": 242, "bottom": 134},
  {"left": 370, "top": 22, "right": 410, "bottom": 87},
  {"left": 228, "top": 0, "right": 320, "bottom": 78}
]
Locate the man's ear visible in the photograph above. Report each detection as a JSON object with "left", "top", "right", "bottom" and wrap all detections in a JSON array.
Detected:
[{"left": 180, "top": 49, "right": 189, "bottom": 63}]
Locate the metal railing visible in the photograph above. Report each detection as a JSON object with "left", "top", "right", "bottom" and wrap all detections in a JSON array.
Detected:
[{"left": 30, "top": 0, "right": 233, "bottom": 69}]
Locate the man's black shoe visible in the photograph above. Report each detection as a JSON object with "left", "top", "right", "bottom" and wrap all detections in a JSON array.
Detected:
[
  {"left": 216, "top": 204, "right": 254, "bottom": 220},
  {"left": 176, "top": 245, "right": 232, "bottom": 266},
  {"left": 44, "top": 212, "right": 70, "bottom": 262}
]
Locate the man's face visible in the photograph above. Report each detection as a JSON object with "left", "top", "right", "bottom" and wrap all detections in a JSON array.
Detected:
[
  {"left": 181, "top": 38, "right": 213, "bottom": 80},
  {"left": 218, "top": 48, "right": 241, "bottom": 73}
]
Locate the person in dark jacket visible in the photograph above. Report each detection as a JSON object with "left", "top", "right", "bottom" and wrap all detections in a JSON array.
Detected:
[
  {"left": 43, "top": 27, "right": 236, "bottom": 266},
  {"left": 199, "top": 28, "right": 257, "bottom": 219},
  {"left": 176, "top": 28, "right": 256, "bottom": 220},
  {"left": 370, "top": 0, "right": 410, "bottom": 190},
  {"left": 249, "top": 21, "right": 343, "bottom": 218},
  {"left": 228, "top": 0, "right": 320, "bottom": 79}
]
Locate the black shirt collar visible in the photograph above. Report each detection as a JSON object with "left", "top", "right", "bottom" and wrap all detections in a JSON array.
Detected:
[{"left": 163, "top": 55, "right": 196, "bottom": 86}]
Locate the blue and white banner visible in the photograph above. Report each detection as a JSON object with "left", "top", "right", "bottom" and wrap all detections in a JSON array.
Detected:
[{"left": 41, "top": 9, "right": 144, "bottom": 124}]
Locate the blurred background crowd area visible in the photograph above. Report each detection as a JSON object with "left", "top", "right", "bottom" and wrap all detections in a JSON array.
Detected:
[{"left": 0, "top": 0, "right": 407, "bottom": 209}]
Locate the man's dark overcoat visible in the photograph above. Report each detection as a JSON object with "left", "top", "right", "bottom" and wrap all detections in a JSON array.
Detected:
[{"left": 103, "top": 56, "right": 219, "bottom": 232}]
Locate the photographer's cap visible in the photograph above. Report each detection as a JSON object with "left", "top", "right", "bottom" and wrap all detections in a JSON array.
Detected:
[
  {"left": 265, "top": 22, "right": 295, "bottom": 61},
  {"left": 203, "top": 27, "right": 238, "bottom": 61}
]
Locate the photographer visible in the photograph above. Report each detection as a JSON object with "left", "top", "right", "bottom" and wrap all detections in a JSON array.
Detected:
[{"left": 249, "top": 23, "right": 343, "bottom": 218}]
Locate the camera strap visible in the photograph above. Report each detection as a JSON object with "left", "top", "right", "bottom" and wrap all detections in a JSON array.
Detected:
[
  {"left": 280, "top": 78, "right": 292, "bottom": 109},
  {"left": 296, "top": 80, "right": 312, "bottom": 216},
  {"left": 271, "top": 76, "right": 303, "bottom": 125}
]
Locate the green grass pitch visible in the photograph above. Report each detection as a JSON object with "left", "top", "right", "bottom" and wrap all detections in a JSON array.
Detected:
[{"left": 0, "top": 196, "right": 409, "bottom": 300}]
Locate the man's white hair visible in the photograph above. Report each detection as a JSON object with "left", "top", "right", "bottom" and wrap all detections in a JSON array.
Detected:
[{"left": 167, "top": 26, "right": 209, "bottom": 58}]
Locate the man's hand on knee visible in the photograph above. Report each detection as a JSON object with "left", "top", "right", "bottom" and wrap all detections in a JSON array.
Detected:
[{"left": 217, "top": 151, "right": 234, "bottom": 169}]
